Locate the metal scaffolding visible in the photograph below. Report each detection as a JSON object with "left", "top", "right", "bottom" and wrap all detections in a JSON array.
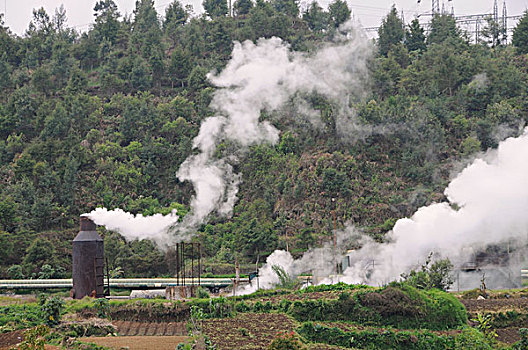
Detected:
[{"left": 174, "top": 242, "right": 201, "bottom": 287}]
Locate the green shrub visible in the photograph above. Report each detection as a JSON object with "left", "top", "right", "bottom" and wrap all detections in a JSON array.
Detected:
[
  {"left": 17, "top": 325, "right": 50, "bottom": 350},
  {"left": 40, "top": 296, "right": 65, "bottom": 326},
  {"left": 400, "top": 254, "right": 454, "bottom": 291},
  {"left": 288, "top": 285, "right": 466, "bottom": 330},
  {"left": 93, "top": 298, "right": 110, "bottom": 319},
  {"left": 489, "top": 311, "right": 528, "bottom": 328},
  {"left": 235, "top": 301, "right": 251, "bottom": 312},
  {"left": 455, "top": 328, "right": 492, "bottom": 350},
  {"left": 514, "top": 328, "right": 528, "bottom": 349},
  {"left": 298, "top": 322, "right": 455, "bottom": 349},
  {"left": 197, "top": 287, "right": 210, "bottom": 299},
  {"left": 268, "top": 331, "right": 306, "bottom": 350},
  {"left": 279, "top": 299, "right": 292, "bottom": 312},
  {"left": 0, "top": 304, "right": 41, "bottom": 331},
  {"left": 300, "top": 282, "right": 372, "bottom": 293}
]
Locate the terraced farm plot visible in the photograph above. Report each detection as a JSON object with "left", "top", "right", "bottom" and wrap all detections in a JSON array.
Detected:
[
  {"left": 112, "top": 320, "right": 187, "bottom": 336},
  {"left": 461, "top": 296, "right": 528, "bottom": 345},
  {"left": 460, "top": 297, "right": 528, "bottom": 313},
  {"left": 78, "top": 336, "right": 189, "bottom": 350},
  {"left": 202, "top": 312, "right": 296, "bottom": 350}
]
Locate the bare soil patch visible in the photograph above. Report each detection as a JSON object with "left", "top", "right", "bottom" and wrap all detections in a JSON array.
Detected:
[
  {"left": 496, "top": 327, "right": 523, "bottom": 344},
  {"left": 78, "top": 336, "right": 188, "bottom": 350},
  {"left": 112, "top": 321, "right": 187, "bottom": 336},
  {"left": 0, "top": 330, "right": 24, "bottom": 349},
  {"left": 250, "top": 291, "right": 341, "bottom": 304},
  {"left": 202, "top": 313, "right": 296, "bottom": 350},
  {"left": 460, "top": 298, "right": 528, "bottom": 313}
]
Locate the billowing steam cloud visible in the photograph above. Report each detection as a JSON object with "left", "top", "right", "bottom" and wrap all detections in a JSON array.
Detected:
[
  {"left": 81, "top": 208, "right": 179, "bottom": 248},
  {"left": 84, "top": 22, "right": 372, "bottom": 245},
  {"left": 239, "top": 226, "right": 360, "bottom": 294},
  {"left": 345, "top": 128, "right": 528, "bottom": 286},
  {"left": 245, "top": 129, "right": 528, "bottom": 292},
  {"left": 176, "top": 27, "right": 371, "bottom": 237}
]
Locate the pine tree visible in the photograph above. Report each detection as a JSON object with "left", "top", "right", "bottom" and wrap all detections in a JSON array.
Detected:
[
  {"left": 93, "top": 0, "right": 121, "bottom": 44},
  {"left": 233, "top": 0, "right": 254, "bottom": 16},
  {"left": 513, "top": 11, "right": 528, "bottom": 54},
  {"left": 328, "top": 0, "right": 350, "bottom": 28},
  {"left": 427, "top": 14, "right": 460, "bottom": 45},
  {"left": 378, "top": 6, "right": 404, "bottom": 57},
  {"left": 203, "top": 0, "right": 228, "bottom": 18},
  {"left": 303, "top": 2, "right": 328, "bottom": 33},
  {"left": 406, "top": 19, "right": 426, "bottom": 52}
]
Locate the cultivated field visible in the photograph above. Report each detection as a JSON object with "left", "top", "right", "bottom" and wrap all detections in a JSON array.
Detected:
[{"left": 1, "top": 285, "right": 528, "bottom": 349}]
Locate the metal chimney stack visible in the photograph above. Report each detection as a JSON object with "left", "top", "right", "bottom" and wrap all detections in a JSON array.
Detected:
[{"left": 72, "top": 217, "right": 105, "bottom": 299}]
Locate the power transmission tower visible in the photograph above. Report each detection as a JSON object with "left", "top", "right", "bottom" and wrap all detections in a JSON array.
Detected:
[
  {"left": 501, "top": 0, "right": 507, "bottom": 44},
  {"left": 493, "top": 0, "right": 499, "bottom": 24},
  {"left": 432, "top": 0, "right": 440, "bottom": 14}
]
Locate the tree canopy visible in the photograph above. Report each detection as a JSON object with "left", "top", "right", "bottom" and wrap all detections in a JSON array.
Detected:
[{"left": 0, "top": 2, "right": 526, "bottom": 278}]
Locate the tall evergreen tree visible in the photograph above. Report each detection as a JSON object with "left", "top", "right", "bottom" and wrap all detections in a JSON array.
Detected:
[
  {"left": 93, "top": 0, "right": 121, "bottom": 44},
  {"left": 406, "top": 18, "right": 426, "bottom": 52},
  {"left": 233, "top": 0, "right": 254, "bottom": 16},
  {"left": 427, "top": 14, "right": 460, "bottom": 45},
  {"left": 272, "top": 0, "right": 299, "bottom": 18},
  {"left": 481, "top": 16, "right": 501, "bottom": 47},
  {"left": 131, "top": 0, "right": 163, "bottom": 58},
  {"left": 328, "top": 0, "right": 350, "bottom": 28},
  {"left": 203, "top": 0, "right": 228, "bottom": 18},
  {"left": 377, "top": 6, "right": 404, "bottom": 57},
  {"left": 303, "top": 1, "right": 328, "bottom": 33},
  {"left": 164, "top": 0, "right": 188, "bottom": 41},
  {"left": 513, "top": 11, "right": 528, "bottom": 54},
  {"left": 131, "top": 0, "right": 164, "bottom": 84}
]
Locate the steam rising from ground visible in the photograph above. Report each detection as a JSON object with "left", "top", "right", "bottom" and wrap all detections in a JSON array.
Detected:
[
  {"left": 242, "top": 129, "right": 528, "bottom": 292},
  {"left": 82, "top": 23, "right": 372, "bottom": 245},
  {"left": 176, "top": 25, "right": 371, "bottom": 239},
  {"left": 239, "top": 227, "right": 360, "bottom": 294}
]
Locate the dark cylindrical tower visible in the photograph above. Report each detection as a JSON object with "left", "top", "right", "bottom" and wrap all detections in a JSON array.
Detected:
[{"left": 72, "top": 217, "right": 104, "bottom": 299}]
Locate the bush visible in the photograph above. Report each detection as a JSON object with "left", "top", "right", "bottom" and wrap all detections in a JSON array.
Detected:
[
  {"left": 298, "top": 322, "right": 455, "bottom": 349},
  {"left": 17, "top": 325, "right": 50, "bottom": 350},
  {"left": 93, "top": 298, "right": 110, "bottom": 319},
  {"left": 197, "top": 287, "right": 210, "bottom": 299},
  {"left": 455, "top": 328, "right": 492, "bottom": 350},
  {"left": 268, "top": 331, "right": 306, "bottom": 350},
  {"left": 514, "top": 328, "right": 528, "bottom": 349},
  {"left": 40, "top": 296, "right": 65, "bottom": 326},
  {"left": 288, "top": 285, "right": 467, "bottom": 330},
  {"left": 189, "top": 296, "right": 233, "bottom": 318},
  {"left": 0, "top": 304, "right": 41, "bottom": 331},
  {"left": 300, "top": 282, "right": 372, "bottom": 293},
  {"left": 400, "top": 253, "right": 454, "bottom": 291}
]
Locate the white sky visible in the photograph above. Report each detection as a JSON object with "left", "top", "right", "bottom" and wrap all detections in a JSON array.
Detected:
[{"left": 1, "top": 0, "right": 527, "bottom": 36}]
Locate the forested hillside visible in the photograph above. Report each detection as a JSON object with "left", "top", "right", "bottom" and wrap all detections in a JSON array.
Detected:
[{"left": 1, "top": 0, "right": 527, "bottom": 278}]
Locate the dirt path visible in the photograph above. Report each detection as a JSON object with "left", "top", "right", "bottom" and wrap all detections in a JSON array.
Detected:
[{"left": 78, "top": 336, "right": 189, "bottom": 350}]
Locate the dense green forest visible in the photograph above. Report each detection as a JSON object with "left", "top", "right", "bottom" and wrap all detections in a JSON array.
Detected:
[{"left": 1, "top": 0, "right": 528, "bottom": 278}]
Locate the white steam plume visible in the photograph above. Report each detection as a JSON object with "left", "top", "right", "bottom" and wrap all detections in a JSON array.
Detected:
[
  {"left": 83, "top": 23, "right": 372, "bottom": 246},
  {"left": 81, "top": 208, "right": 179, "bottom": 248},
  {"left": 238, "top": 226, "right": 360, "bottom": 295},
  {"left": 174, "top": 24, "right": 371, "bottom": 239},
  {"left": 343, "top": 128, "right": 528, "bottom": 287},
  {"left": 244, "top": 129, "right": 528, "bottom": 291}
]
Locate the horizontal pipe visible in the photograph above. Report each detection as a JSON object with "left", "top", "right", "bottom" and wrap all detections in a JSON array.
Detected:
[{"left": 0, "top": 278, "right": 238, "bottom": 289}]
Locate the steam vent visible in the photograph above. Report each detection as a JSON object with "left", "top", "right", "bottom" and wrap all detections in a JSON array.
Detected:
[{"left": 72, "top": 217, "right": 104, "bottom": 299}]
